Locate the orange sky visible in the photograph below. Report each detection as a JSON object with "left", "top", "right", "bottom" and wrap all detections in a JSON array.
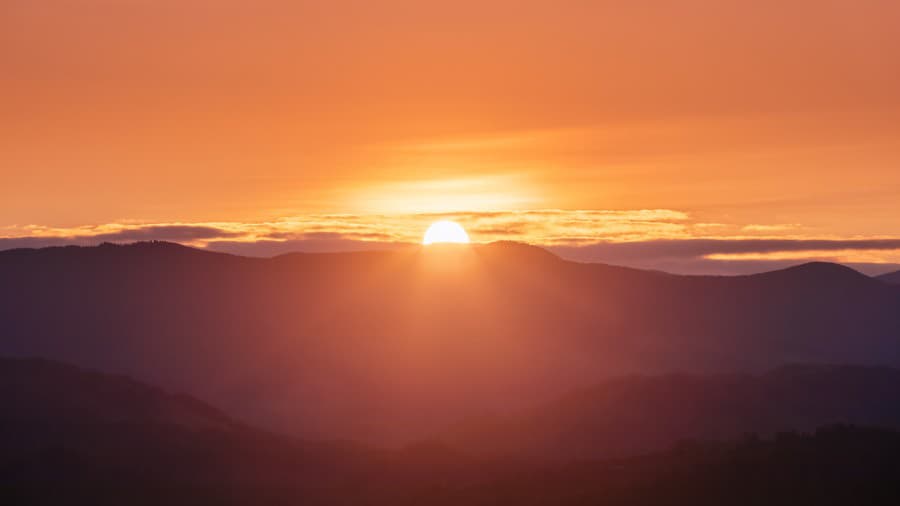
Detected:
[{"left": 2, "top": 0, "right": 899, "bottom": 273}]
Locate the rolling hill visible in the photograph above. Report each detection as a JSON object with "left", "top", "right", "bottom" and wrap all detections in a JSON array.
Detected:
[
  {"left": 878, "top": 269, "right": 900, "bottom": 284},
  {"left": 1, "top": 241, "right": 898, "bottom": 443},
  {"left": 4, "top": 357, "right": 900, "bottom": 506},
  {"left": 0, "top": 356, "right": 488, "bottom": 505},
  {"left": 439, "top": 364, "right": 900, "bottom": 460}
]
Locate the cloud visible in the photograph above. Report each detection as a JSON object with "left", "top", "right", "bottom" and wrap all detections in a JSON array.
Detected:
[
  {"left": 206, "top": 239, "right": 412, "bottom": 257},
  {"left": 3, "top": 213, "right": 900, "bottom": 276},
  {"left": 0, "top": 225, "right": 241, "bottom": 251},
  {"left": 552, "top": 238, "right": 900, "bottom": 260},
  {"left": 89, "top": 225, "right": 241, "bottom": 242},
  {"left": 2, "top": 209, "right": 693, "bottom": 248},
  {"left": 741, "top": 224, "right": 801, "bottom": 233},
  {"left": 0, "top": 237, "right": 82, "bottom": 251},
  {"left": 551, "top": 239, "right": 900, "bottom": 275}
]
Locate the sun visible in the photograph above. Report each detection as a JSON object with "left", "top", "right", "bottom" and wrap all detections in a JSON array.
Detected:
[{"left": 423, "top": 220, "right": 470, "bottom": 245}]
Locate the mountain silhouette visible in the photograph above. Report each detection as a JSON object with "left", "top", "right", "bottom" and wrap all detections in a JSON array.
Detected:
[
  {"left": 878, "top": 269, "right": 900, "bottom": 284},
  {"left": 0, "top": 356, "right": 493, "bottom": 505},
  {"left": 439, "top": 364, "right": 900, "bottom": 460},
  {"left": 430, "top": 425, "right": 900, "bottom": 506},
  {"left": 1, "top": 241, "right": 899, "bottom": 443},
  {"left": 1, "top": 356, "right": 237, "bottom": 431},
  {"left": 4, "top": 357, "right": 900, "bottom": 506}
]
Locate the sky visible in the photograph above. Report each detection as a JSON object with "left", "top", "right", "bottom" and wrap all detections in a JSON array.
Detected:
[{"left": 2, "top": 0, "right": 899, "bottom": 274}]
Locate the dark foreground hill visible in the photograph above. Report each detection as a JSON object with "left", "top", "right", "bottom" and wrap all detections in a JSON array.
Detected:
[
  {"left": 0, "top": 357, "right": 237, "bottom": 431},
  {"left": 879, "top": 269, "right": 900, "bottom": 284},
  {"left": 1, "top": 242, "right": 899, "bottom": 443},
  {"left": 432, "top": 425, "right": 900, "bottom": 506},
  {"left": 440, "top": 364, "right": 900, "bottom": 460},
  {"left": 0, "top": 357, "right": 487, "bottom": 505},
  {"left": 3, "top": 358, "right": 900, "bottom": 506}
]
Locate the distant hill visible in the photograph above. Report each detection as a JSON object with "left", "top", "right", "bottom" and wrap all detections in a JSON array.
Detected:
[
  {"left": 439, "top": 364, "right": 900, "bottom": 460},
  {"left": 0, "top": 357, "right": 482, "bottom": 506},
  {"left": 0, "top": 357, "right": 236, "bottom": 431},
  {"left": 430, "top": 425, "right": 900, "bottom": 506},
  {"left": 3, "top": 357, "right": 900, "bottom": 505},
  {"left": 1, "top": 241, "right": 899, "bottom": 443},
  {"left": 877, "top": 269, "right": 900, "bottom": 284}
]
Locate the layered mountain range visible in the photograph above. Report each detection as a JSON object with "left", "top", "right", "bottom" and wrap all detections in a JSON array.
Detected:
[{"left": 1, "top": 241, "right": 898, "bottom": 443}]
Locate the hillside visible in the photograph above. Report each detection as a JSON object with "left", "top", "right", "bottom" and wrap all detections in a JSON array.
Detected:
[
  {"left": 877, "top": 269, "right": 900, "bottom": 284},
  {"left": 3, "top": 358, "right": 899, "bottom": 505},
  {"left": 439, "top": 364, "right": 900, "bottom": 460},
  {"left": 1, "top": 241, "right": 898, "bottom": 443},
  {"left": 0, "top": 357, "right": 483, "bottom": 505},
  {"left": 0, "top": 357, "right": 236, "bottom": 431}
]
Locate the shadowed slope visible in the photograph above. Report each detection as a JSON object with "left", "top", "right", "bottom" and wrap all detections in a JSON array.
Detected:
[
  {"left": 440, "top": 365, "right": 900, "bottom": 460},
  {"left": 0, "top": 357, "right": 488, "bottom": 506},
  {"left": 0, "top": 242, "right": 898, "bottom": 443},
  {"left": 3, "top": 358, "right": 900, "bottom": 506},
  {"left": 0, "top": 357, "right": 236, "bottom": 431},
  {"left": 878, "top": 269, "right": 900, "bottom": 284}
]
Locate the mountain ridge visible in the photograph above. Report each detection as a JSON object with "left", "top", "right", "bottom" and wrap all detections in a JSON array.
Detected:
[
  {"left": 0, "top": 240, "right": 881, "bottom": 280},
  {"left": 0, "top": 356, "right": 239, "bottom": 432},
  {"left": 439, "top": 364, "right": 900, "bottom": 460},
  {"left": 1, "top": 241, "right": 898, "bottom": 444},
  {"left": 878, "top": 269, "right": 900, "bottom": 284},
  {"left": 5, "top": 356, "right": 900, "bottom": 505}
]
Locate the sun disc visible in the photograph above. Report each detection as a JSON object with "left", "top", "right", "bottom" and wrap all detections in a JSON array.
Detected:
[{"left": 423, "top": 221, "right": 470, "bottom": 245}]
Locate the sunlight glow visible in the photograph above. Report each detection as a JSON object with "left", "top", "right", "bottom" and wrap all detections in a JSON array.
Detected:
[{"left": 423, "top": 221, "right": 470, "bottom": 245}]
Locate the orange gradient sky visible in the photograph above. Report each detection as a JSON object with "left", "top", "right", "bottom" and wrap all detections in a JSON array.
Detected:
[{"left": 2, "top": 0, "right": 899, "bottom": 273}]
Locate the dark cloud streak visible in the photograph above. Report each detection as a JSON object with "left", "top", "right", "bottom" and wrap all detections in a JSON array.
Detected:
[
  {"left": 4, "top": 230, "right": 900, "bottom": 276},
  {"left": 0, "top": 225, "right": 240, "bottom": 251},
  {"left": 205, "top": 239, "right": 413, "bottom": 257},
  {"left": 551, "top": 239, "right": 900, "bottom": 276},
  {"left": 552, "top": 238, "right": 900, "bottom": 261}
]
